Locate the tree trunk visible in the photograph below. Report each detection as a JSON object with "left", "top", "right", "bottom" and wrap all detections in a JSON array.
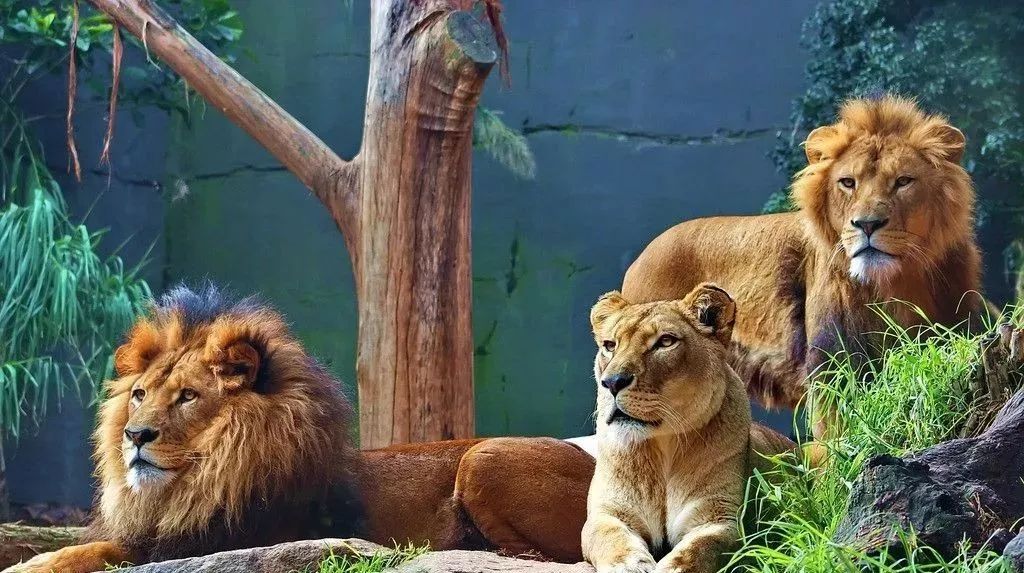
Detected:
[
  {"left": 0, "top": 524, "right": 84, "bottom": 569},
  {"left": 353, "top": 4, "right": 493, "bottom": 447},
  {"left": 85, "top": 0, "right": 498, "bottom": 448}
]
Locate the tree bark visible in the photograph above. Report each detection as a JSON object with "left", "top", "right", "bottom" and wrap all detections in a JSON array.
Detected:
[
  {"left": 0, "top": 524, "right": 84, "bottom": 569},
  {"left": 85, "top": 0, "right": 498, "bottom": 447}
]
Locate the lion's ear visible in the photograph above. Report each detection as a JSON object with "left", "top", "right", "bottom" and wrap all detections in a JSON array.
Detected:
[
  {"left": 681, "top": 283, "right": 736, "bottom": 345},
  {"left": 929, "top": 123, "right": 966, "bottom": 164},
  {"left": 113, "top": 344, "right": 135, "bottom": 377},
  {"left": 803, "top": 125, "right": 839, "bottom": 164},
  {"left": 113, "top": 321, "right": 162, "bottom": 377},
  {"left": 206, "top": 339, "right": 261, "bottom": 392},
  {"left": 591, "top": 291, "right": 629, "bottom": 332}
]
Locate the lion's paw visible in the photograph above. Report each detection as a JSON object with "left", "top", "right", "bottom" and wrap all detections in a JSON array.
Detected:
[
  {"left": 1, "top": 551, "right": 58, "bottom": 573},
  {"left": 597, "top": 553, "right": 657, "bottom": 573}
]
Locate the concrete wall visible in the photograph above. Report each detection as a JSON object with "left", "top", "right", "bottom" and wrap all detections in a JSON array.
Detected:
[{"left": 8, "top": 0, "right": 820, "bottom": 506}]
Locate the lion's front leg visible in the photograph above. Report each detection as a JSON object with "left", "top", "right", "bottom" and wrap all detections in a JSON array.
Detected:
[
  {"left": 582, "top": 513, "right": 657, "bottom": 573},
  {"left": 2, "top": 541, "right": 129, "bottom": 573},
  {"left": 654, "top": 521, "right": 736, "bottom": 573}
]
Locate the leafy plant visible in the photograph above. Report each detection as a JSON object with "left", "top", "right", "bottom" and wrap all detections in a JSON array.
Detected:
[
  {"left": 730, "top": 307, "right": 1012, "bottom": 572},
  {"left": 766, "top": 0, "right": 1024, "bottom": 290},
  {"left": 0, "top": 0, "right": 244, "bottom": 442}
]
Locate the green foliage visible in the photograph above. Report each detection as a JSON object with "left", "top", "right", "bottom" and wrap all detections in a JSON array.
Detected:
[
  {"left": 311, "top": 543, "right": 428, "bottom": 573},
  {"left": 765, "top": 0, "right": 1024, "bottom": 222},
  {"left": 1, "top": 0, "right": 243, "bottom": 121},
  {"left": 0, "top": 0, "right": 242, "bottom": 436},
  {"left": 0, "top": 189, "right": 151, "bottom": 438},
  {"left": 731, "top": 307, "right": 1011, "bottom": 572}
]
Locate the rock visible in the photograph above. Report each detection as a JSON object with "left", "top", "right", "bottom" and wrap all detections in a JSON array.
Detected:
[
  {"left": 109, "top": 540, "right": 594, "bottom": 573},
  {"left": 1003, "top": 531, "right": 1024, "bottom": 572},
  {"left": 836, "top": 387, "right": 1024, "bottom": 558},
  {"left": 387, "top": 550, "right": 594, "bottom": 573},
  {"left": 114, "top": 538, "right": 385, "bottom": 573}
]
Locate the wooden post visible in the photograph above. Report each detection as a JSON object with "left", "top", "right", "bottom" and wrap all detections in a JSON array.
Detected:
[{"left": 85, "top": 0, "right": 497, "bottom": 447}]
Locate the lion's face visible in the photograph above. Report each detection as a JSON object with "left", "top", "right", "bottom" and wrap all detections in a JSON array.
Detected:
[
  {"left": 113, "top": 342, "right": 255, "bottom": 492},
  {"left": 93, "top": 285, "right": 357, "bottom": 541},
  {"left": 589, "top": 283, "right": 737, "bottom": 446},
  {"left": 795, "top": 96, "right": 973, "bottom": 286}
]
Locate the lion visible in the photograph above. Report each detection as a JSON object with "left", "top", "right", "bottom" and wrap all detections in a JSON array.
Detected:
[
  {"left": 583, "top": 284, "right": 794, "bottom": 573},
  {"left": 5, "top": 285, "right": 594, "bottom": 573},
  {"left": 621, "top": 95, "right": 988, "bottom": 441}
]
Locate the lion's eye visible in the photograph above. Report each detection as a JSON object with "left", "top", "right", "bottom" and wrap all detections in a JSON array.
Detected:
[
  {"left": 838, "top": 177, "right": 856, "bottom": 190},
  {"left": 602, "top": 340, "right": 616, "bottom": 353},
  {"left": 178, "top": 388, "right": 198, "bottom": 404},
  {"left": 131, "top": 389, "right": 145, "bottom": 402},
  {"left": 655, "top": 335, "right": 678, "bottom": 348},
  {"left": 895, "top": 176, "right": 914, "bottom": 188}
]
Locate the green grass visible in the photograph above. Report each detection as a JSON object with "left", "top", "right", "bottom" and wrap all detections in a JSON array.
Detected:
[
  {"left": 729, "top": 304, "right": 1014, "bottom": 573},
  {"left": 310, "top": 543, "right": 428, "bottom": 573}
]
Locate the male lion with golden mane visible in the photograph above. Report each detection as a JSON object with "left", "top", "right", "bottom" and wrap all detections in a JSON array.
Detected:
[
  {"left": 622, "top": 95, "right": 988, "bottom": 440},
  {"left": 6, "top": 285, "right": 594, "bottom": 573}
]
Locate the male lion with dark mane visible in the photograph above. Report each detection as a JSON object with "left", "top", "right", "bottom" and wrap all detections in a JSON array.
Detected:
[
  {"left": 5, "top": 285, "right": 594, "bottom": 573},
  {"left": 622, "top": 95, "right": 989, "bottom": 442}
]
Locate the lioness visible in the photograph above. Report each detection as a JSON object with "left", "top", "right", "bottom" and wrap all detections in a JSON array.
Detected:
[
  {"left": 583, "top": 284, "right": 793, "bottom": 573},
  {"left": 622, "top": 95, "right": 988, "bottom": 439},
  {"left": 4, "top": 285, "right": 594, "bottom": 573}
]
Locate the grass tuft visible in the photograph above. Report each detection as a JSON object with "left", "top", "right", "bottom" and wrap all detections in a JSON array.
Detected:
[{"left": 310, "top": 542, "right": 428, "bottom": 573}]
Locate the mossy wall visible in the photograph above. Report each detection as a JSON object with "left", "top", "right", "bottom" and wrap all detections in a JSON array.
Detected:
[
  {"left": 163, "top": 0, "right": 815, "bottom": 438},
  {"left": 8, "top": 0, "right": 818, "bottom": 506}
]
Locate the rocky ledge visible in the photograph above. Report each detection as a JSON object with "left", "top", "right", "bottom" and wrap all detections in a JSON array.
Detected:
[{"left": 104, "top": 538, "right": 594, "bottom": 573}]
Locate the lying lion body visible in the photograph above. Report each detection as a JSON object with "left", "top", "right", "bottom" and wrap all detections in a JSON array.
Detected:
[
  {"left": 623, "top": 96, "right": 986, "bottom": 420},
  {"left": 6, "top": 285, "right": 593, "bottom": 573},
  {"left": 583, "top": 285, "right": 793, "bottom": 573}
]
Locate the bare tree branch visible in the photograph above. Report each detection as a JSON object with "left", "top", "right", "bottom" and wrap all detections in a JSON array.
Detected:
[{"left": 85, "top": 0, "right": 357, "bottom": 241}]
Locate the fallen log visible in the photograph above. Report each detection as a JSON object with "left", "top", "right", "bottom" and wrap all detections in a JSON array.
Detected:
[{"left": 0, "top": 523, "right": 83, "bottom": 569}]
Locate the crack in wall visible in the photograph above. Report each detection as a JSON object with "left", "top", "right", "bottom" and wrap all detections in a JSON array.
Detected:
[
  {"left": 84, "top": 163, "right": 288, "bottom": 192},
  {"left": 521, "top": 124, "right": 782, "bottom": 147}
]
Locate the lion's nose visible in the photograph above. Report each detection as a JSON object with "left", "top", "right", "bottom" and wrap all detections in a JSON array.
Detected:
[
  {"left": 124, "top": 426, "right": 159, "bottom": 447},
  {"left": 601, "top": 372, "right": 634, "bottom": 396},
  {"left": 851, "top": 217, "right": 889, "bottom": 237}
]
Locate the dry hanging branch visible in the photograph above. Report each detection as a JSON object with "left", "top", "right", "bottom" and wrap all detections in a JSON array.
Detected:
[
  {"left": 65, "top": 0, "right": 82, "bottom": 181},
  {"left": 99, "top": 25, "right": 123, "bottom": 169}
]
